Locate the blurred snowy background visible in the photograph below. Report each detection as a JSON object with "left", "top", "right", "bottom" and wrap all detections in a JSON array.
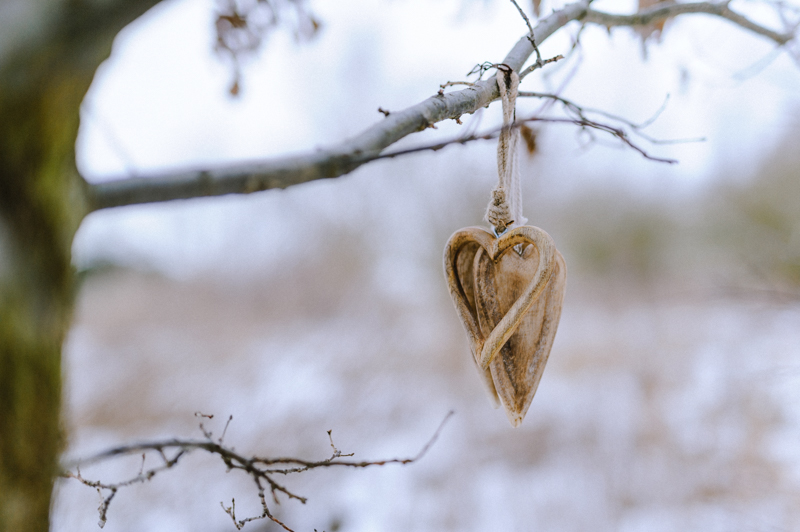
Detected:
[{"left": 54, "top": 0, "right": 800, "bottom": 530}]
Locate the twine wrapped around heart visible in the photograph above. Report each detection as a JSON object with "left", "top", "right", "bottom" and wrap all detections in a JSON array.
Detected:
[{"left": 442, "top": 66, "right": 567, "bottom": 427}]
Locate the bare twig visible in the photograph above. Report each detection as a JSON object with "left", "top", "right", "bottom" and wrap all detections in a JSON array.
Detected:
[
  {"left": 438, "top": 80, "right": 476, "bottom": 96},
  {"left": 62, "top": 411, "right": 455, "bottom": 531},
  {"left": 221, "top": 486, "right": 295, "bottom": 532},
  {"left": 84, "top": 0, "right": 795, "bottom": 211},
  {"left": 219, "top": 415, "right": 233, "bottom": 444},
  {"left": 517, "top": 91, "right": 706, "bottom": 145},
  {"left": 733, "top": 47, "right": 784, "bottom": 79},
  {"left": 509, "top": 0, "right": 569, "bottom": 79},
  {"left": 636, "top": 93, "right": 670, "bottom": 129},
  {"left": 327, "top": 430, "right": 354, "bottom": 459},
  {"left": 519, "top": 53, "right": 566, "bottom": 78},
  {"left": 373, "top": 113, "right": 679, "bottom": 164},
  {"left": 509, "top": 0, "right": 543, "bottom": 68},
  {"left": 537, "top": 52, "right": 584, "bottom": 115},
  {"left": 64, "top": 449, "right": 185, "bottom": 528}
]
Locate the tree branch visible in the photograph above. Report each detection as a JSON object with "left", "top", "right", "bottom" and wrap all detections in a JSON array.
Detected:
[
  {"left": 86, "top": 0, "right": 797, "bottom": 211},
  {"left": 63, "top": 411, "right": 454, "bottom": 531},
  {"left": 86, "top": 0, "right": 592, "bottom": 211},
  {"left": 373, "top": 114, "right": 679, "bottom": 164},
  {"left": 584, "top": 1, "right": 796, "bottom": 45}
]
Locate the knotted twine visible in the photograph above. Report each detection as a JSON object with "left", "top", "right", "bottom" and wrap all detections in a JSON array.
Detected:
[{"left": 485, "top": 65, "right": 527, "bottom": 234}]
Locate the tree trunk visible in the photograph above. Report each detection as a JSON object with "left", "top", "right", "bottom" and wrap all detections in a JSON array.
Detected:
[{"left": 0, "top": 2, "right": 161, "bottom": 529}]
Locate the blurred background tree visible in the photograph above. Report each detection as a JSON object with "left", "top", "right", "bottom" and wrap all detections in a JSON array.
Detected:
[{"left": 0, "top": 2, "right": 162, "bottom": 529}]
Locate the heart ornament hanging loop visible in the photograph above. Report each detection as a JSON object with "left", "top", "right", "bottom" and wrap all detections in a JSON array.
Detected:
[{"left": 442, "top": 65, "right": 567, "bottom": 427}]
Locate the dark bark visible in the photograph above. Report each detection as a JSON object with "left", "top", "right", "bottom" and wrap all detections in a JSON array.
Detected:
[{"left": 0, "top": 1, "right": 161, "bottom": 530}]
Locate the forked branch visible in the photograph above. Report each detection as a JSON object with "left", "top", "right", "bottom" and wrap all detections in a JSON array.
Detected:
[
  {"left": 86, "top": 0, "right": 797, "bottom": 211},
  {"left": 62, "top": 411, "right": 454, "bottom": 531}
]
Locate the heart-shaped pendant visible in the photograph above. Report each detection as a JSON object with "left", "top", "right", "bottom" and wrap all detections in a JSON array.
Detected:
[{"left": 444, "top": 225, "right": 566, "bottom": 427}]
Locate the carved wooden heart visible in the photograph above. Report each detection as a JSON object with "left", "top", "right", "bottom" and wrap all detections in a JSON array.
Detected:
[{"left": 444, "top": 226, "right": 566, "bottom": 427}]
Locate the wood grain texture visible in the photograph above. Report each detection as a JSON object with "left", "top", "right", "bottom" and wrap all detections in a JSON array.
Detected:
[{"left": 444, "top": 226, "right": 566, "bottom": 427}]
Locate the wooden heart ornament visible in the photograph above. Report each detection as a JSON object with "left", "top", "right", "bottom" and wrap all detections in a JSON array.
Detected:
[{"left": 444, "top": 225, "right": 566, "bottom": 427}]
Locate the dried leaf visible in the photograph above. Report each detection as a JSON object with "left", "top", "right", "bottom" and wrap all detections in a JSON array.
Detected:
[
  {"left": 520, "top": 124, "right": 538, "bottom": 156},
  {"left": 635, "top": 0, "right": 669, "bottom": 54}
]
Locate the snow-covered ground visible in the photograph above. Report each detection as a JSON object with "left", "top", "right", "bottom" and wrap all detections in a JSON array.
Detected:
[{"left": 55, "top": 258, "right": 800, "bottom": 531}]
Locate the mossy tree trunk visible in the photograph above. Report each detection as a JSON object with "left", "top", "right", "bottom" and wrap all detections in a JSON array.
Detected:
[{"left": 0, "top": 2, "right": 161, "bottom": 530}]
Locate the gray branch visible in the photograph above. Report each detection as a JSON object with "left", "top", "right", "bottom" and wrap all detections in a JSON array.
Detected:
[
  {"left": 63, "top": 412, "right": 454, "bottom": 531},
  {"left": 87, "top": 0, "right": 795, "bottom": 211},
  {"left": 584, "top": 1, "right": 796, "bottom": 44},
  {"left": 86, "top": 0, "right": 590, "bottom": 211}
]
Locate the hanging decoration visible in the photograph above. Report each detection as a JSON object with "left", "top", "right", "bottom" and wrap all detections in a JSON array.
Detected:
[{"left": 443, "top": 65, "right": 567, "bottom": 428}]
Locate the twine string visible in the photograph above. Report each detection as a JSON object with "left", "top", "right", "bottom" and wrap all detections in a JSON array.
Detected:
[{"left": 485, "top": 65, "right": 526, "bottom": 234}]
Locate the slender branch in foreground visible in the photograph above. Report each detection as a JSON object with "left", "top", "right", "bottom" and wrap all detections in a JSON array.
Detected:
[
  {"left": 62, "top": 411, "right": 454, "bottom": 531},
  {"left": 84, "top": 0, "right": 795, "bottom": 211}
]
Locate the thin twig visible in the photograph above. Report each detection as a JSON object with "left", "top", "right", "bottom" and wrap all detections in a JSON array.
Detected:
[
  {"left": 520, "top": 53, "right": 565, "bottom": 78},
  {"left": 62, "top": 411, "right": 455, "bottom": 531},
  {"left": 374, "top": 114, "right": 678, "bottom": 164},
  {"left": 327, "top": 430, "right": 354, "bottom": 459},
  {"left": 219, "top": 415, "right": 233, "bottom": 444},
  {"left": 517, "top": 91, "right": 706, "bottom": 145},
  {"left": 438, "top": 80, "right": 476, "bottom": 96},
  {"left": 509, "top": 0, "right": 544, "bottom": 70},
  {"left": 63, "top": 450, "right": 185, "bottom": 528}
]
